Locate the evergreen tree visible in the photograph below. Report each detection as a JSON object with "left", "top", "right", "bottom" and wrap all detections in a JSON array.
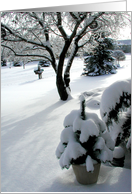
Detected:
[
  {"left": 82, "top": 35, "right": 117, "bottom": 76},
  {"left": 116, "top": 109, "right": 131, "bottom": 150},
  {"left": 56, "top": 95, "right": 114, "bottom": 171},
  {"left": 100, "top": 79, "right": 131, "bottom": 150}
]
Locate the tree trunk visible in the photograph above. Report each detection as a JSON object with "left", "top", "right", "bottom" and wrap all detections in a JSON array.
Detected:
[
  {"left": 56, "top": 74, "right": 68, "bottom": 101},
  {"left": 64, "top": 42, "right": 78, "bottom": 89},
  {"left": 56, "top": 40, "right": 71, "bottom": 101}
]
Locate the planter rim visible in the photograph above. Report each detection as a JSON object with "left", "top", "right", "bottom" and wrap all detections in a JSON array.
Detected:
[{"left": 72, "top": 161, "right": 100, "bottom": 167}]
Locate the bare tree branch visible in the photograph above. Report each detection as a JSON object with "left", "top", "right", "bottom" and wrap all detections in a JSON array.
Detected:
[
  {"left": 30, "top": 30, "right": 44, "bottom": 45},
  {"left": 1, "top": 23, "right": 44, "bottom": 47},
  {"left": 1, "top": 44, "right": 52, "bottom": 62},
  {"left": 56, "top": 12, "right": 68, "bottom": 40}
]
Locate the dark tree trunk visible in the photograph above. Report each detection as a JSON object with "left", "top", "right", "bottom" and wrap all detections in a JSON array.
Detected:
[
  {"left": 64, "top": 72, "right": 71, "bottom": 91},
  {"left": 56, "top": 74, "right": 68, "bottom": 101},
  {"left": 64, "top": 41, "right": 78, "bottom": 89},
  {"left": 56, "top": 40, "right": 71, "bottom": 101}
]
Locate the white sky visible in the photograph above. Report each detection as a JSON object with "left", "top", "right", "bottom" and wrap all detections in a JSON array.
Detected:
[{"left": 117, "top": 26, "right": 131, "bottom": 40}]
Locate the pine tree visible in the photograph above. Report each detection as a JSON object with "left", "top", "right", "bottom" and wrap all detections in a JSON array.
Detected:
[
  {"left": 82, "top": 35, "right": 117, "bottom": 76},
  {"left": 115, "top": 109, "right": 131, "bottom": 150},
  {"left": 100, "top": 79, "right": 131, "bottom": 150}
]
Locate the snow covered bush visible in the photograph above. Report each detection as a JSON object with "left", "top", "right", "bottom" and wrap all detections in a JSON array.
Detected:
[
  {"left": 112, "top": 50, "right": 126, "bottom": 66},
  {"left": 82, "top": 37, "right": 116, "bottom": 76},
  {"left": 100, "top": 79, "right": 131, "bottom": 150},
  {"left": 116, "top": 109, "right": 131, "bottom": 150},
  {"left": 56, "top": 95, "right": 114, "bottom": 172}
]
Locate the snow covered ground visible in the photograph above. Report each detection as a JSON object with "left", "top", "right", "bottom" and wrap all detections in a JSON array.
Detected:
[{"left": 1, "top": 54, "right": 131, "bottom": 192}]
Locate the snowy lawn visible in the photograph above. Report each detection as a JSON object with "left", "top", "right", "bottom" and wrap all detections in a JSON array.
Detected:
[{"left": 1, "top": 55, "right": 131, "bottom": 192}]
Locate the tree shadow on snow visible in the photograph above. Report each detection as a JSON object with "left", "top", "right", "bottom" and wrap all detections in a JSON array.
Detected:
[
  {"left": 39, "top": 165, "right": 131, "bottom": 192},
  {"left": 20, "top": 79, "right": 38, "bottom": 85},
  {"left": 1, "top": 95, "right": 72, "bottom": 191}
]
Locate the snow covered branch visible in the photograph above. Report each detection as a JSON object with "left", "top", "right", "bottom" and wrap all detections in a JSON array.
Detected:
[
  {"left": 1, "top": 22, "right": 44, "bottom": 47},
  {"left": 56, "top": 12, "right": 68, "bottom": 40},
  {"left": 1, "top": 44, "right": 52, "bottom": 62}
]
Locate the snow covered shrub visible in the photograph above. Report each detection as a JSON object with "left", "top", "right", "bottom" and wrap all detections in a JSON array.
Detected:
[
  {"left": 100, "top": 79, "right": 131, "bottom": 150},
  {"left": 56, "top": 95, "right": 114, "bottom": 172},
  {"left": 116, "top": 109, "right": 131, "bottom": 150},
  {"left": 82, "top": 37, "right": 116, "bottom": 76},
  {"left": 112, "top": 50, "right": 126, "bottom": 66}
]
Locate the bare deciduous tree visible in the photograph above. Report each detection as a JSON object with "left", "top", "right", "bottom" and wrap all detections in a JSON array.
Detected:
[{"left": 1, "top": 12, "right": 131, "bottom": 100}]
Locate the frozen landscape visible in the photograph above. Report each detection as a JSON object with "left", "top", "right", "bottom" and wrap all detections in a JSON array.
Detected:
[{"left": 1, "top": 54, "right": 131, "bottom": 192}]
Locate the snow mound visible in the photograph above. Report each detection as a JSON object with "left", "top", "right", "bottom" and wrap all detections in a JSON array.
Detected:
[
  {"left": 83, "top": 88, "right": 104, "bottom": 110},
  {"left": 86, "top": 98, "right": 100, "bottom": 109}
]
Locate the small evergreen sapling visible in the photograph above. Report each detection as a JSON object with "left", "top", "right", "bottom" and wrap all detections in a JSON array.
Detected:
[{"left": 56, "top": 94, "right": 114, "bottom": 172}]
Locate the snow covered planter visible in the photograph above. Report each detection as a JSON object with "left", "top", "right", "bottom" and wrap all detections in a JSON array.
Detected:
[
  {"left": 34, "top": 65, "right": 44, "bottom": 79},
  {"left": 56, "top": 94, "right": 114, "bottom": 185}
]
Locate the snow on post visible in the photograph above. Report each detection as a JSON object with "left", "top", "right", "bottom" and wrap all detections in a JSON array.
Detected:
[{"left": 34, "top": 65, "right": 44, "bottom": 79}]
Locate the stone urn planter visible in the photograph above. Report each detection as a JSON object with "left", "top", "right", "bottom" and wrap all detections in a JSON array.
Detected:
[
  {"left": 110, "top": 146, "right": 125, "bottom": 167},
  {"left": 34, "top": 65, "right": 44, "bottom": 79},
  {"left": 56, "top": 94, "right": 114, "bottom": 185},
  {"left": 72, "top": 163, "right": 101, "bottom": 185}
]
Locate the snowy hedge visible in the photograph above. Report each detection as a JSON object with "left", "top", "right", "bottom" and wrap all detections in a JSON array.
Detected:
[{"left": 112, "top": 50, "right": 126, "bottom": 66}]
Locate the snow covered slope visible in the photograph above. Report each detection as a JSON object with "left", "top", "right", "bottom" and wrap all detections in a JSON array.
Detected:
[{"left": 1, "top": 55, "right": 131, "bottom": 192}]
